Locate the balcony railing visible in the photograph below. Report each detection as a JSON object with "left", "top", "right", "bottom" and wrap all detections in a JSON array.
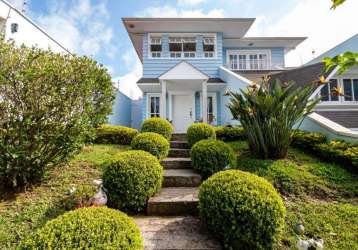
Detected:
[{"left": 226, "top": 59, "right": 270, "bottom": 71}]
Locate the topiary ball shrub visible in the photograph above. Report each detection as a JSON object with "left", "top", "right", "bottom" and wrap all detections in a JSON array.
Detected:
[
  {"left": 191, "top": 139, "right": 236, "bottom": 179},
  {"left": 199, "top": 170, "right": 286, "bottom": 250},
  {"left": 187, "top": 123, "right": 216, "bottom": 147},
  {"left": 95, "top": 124, "right": 138, "bottom": 145},
  {"left": 141, "top": 117, "right": 173, "bottom": 140},
  {"left": 131, "top": 132, "right": 169, "bottom": 160},
  {"left": 103, "top": 150, "right": 163, "bottom": 212},
  {"left": 21, "top": 207, "right": 143, "bottom": 249}
]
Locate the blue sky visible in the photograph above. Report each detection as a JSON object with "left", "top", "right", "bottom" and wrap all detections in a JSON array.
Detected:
[{"left": 7, "top": 0, "right": 358, "bottom": 98}]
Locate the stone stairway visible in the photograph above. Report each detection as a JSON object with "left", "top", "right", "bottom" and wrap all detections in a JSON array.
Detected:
[{"left": 134, "top": 133, "right": 221, "bottom": 250}]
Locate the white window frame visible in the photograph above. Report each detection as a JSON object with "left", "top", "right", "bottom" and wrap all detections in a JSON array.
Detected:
[
  {"left": 147, "top": 93, "right": 161, "bottom": 118},
  {"left": 149, "top": 36, "right": 162, "bottom": 58},
  {"left": 147, "top": 33, "right": 217, "bottom": 59},
  {"left": 203, "top": 36, "right": 216, "bottom": 58},
  {"left": 226, "top": 50, "right": 271, "bottom": 70},
  {"left": 199, "top": 92, "right": 217, "bottom": 124},
  {"left": 319, "top": 77, "right": 358, "bottom": 105},
  {"left": 169, "top": 36, "right": 197, "bottom": 58}
]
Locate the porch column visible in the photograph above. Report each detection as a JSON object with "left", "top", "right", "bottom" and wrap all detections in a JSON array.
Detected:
[
  {"left": 202, "top": 80, "right": 208, "bottom": 123},
  {"left": 160, "top": 80, "right": 166, "bottom": 119}
]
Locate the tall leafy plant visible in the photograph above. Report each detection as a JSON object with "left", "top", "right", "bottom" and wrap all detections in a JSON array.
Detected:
[
  {"left": 0, "top": 40, "right": 114, "bottom": 187},
  {"left": 228, "top": 77, "right": 320, "bottom": 159}
]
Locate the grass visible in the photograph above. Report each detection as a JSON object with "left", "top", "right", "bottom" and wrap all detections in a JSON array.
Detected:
[
  {"left": 0, "top": 144, "right": 128, "bottom": 249},
  {"left": 227, "top": 140, "right": 358, "bottom": 249}
]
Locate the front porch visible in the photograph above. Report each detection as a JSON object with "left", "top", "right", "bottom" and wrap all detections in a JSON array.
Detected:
[{"left": 137, "top": 61, "right": 226, "bottom": 132}]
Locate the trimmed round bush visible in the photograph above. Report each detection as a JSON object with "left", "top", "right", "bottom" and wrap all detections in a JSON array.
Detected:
[
  {"left": 141, "top": 117, "right": 173, "bottom": 140},
  {"left": 95, "top": 124, "right": 138, "bottom": 145},
  {"left": 215, "top": 126, "right": 245, "bottom": 142},
  {"left": 199, "top": 170, "right": 286, "bottom": 250},
  {"left": 103, "top": 150, "right": 163, "bottom": 212},
  {"left": 191, "top": 139, "right": 236, "bottom": 179},
  {"left": 21, "top": 207, "right": 143, "bottom": 249},
  {"left": 131, "top": 132, "right": 169, "bottom": 160},
  {"left": 187, "top": 123, "right": 216, "bottom": 147}
]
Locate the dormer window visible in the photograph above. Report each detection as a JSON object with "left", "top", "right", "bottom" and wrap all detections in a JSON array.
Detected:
[
  {"left": 169, "top": 37, "right": 196, "bottom": 58},
  {"left": 203, "top": 37, "right": 215, "bottom": 58},
  {"left": 150, "top": 37, "right": 162, "bottom": 58}
]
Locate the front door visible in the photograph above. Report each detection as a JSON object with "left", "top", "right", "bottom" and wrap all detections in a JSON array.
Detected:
[{"left": 172, "top": 94, "right": 194, "bottom": 133}]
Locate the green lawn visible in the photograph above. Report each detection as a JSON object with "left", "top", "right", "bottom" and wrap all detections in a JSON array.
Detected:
[
  {"left": 227, "top": 140, "right": 358, "bottom": 249},
  {"left": 0, "top": 144, "right": 128, "bottom": 249}
]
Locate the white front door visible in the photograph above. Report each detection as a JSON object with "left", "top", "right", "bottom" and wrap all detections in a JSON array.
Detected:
[{"left": 172, "top": 94, "right": 194, "bottom": 133}]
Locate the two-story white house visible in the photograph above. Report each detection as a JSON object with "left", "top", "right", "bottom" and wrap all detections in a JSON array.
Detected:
[{"left": 123, "top": 17, "right": 306, "bottom": 132}]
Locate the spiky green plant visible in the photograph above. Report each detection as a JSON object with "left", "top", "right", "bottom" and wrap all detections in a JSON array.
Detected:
[{"left": 228, "top": 77, "right": 321, "bottom": 159}]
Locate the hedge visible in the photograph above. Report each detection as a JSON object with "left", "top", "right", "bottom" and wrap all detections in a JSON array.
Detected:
[
  {"left": 141, "top": 117, "right": 173, "bottom": 140},
  {"left": 291, "top": 130, "right": 358, "bottom": 173},
  {"left": 131, "top": 132, "right": 169, "bottom": 160},
  {"left": 215, "top": 126, "right": 245, "bottom": 141},
  {"left": 103, "top": 150, "right": 163, "bottom": 212},
  {"left": 199, "top": 170, "right": 286, "bottom": 249},
  {"left": 21, "top": 207, "right": 143, "bottom": 249},
  {"left": 95, "top": 124, "right": 138, "bottom": 145},
  {"left": 191, "top": 139, "right": 236, "bottom": 179},
  {"left": 187, "top": 123, "right": 216, "bottom": 147}
]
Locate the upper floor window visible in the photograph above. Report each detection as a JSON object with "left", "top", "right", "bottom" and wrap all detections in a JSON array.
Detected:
[
  {"left": 150, "top": 37, "right": 162, "bottom": 58},
  {"left": 320, "top": 78, "right": 358, "bottom": 103},
  {"left": 228, "top": 51, "right": 270, "bottom": 70},
  {"left": 203, "top": 37, "right": 215, "bottom": 58},
  {"left": 169, "top": 37, "right": 196, "bottom": 58}
]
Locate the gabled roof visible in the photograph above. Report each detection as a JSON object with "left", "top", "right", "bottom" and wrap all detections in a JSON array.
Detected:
[
  {"left": 307, "top": 33, "right": 358, "bottom": 65},
  {"left": 269, "top": 62, "right": 334, "bottom": 89},
  {"left": 159, "top": 61, "right": 209, "bottom": 80}
]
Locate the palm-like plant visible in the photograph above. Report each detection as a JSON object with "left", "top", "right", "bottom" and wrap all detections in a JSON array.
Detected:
[{"left": 228, "top": 77, "right": 321, "bottom": 159}]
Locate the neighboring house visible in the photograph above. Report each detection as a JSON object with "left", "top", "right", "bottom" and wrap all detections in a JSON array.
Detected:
[
  {"left": 0, "top": 0, "right": 69, "bottom": 53},
  {"left": 122, "top": 17, "right": 306, "bottom": 132},
  {"left": 271, "top": 34, "right": 358, "bottom": 133}
]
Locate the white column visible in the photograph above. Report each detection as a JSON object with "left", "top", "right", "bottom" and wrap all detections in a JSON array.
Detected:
[
  {"left": 161, "top": 80, "right": 166, "bottom": 119},
  {"left": 202, "top": 81, "right": 208, "bottom": 123}
]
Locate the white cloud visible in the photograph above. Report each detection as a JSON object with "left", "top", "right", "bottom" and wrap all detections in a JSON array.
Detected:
[
  {"left": 138, "top": 5, "right": 225, "bottom": 18},
  {"left": 177, "top": 0, "right": 207, "bottom": 6},
  {"left": 7, "top": 0, "right": 28, "bottom": 11},
  {"left": 247, "top": 0, "right": 358, "bottom": 67},
  {"left": 34, "top": 0, "right": 115, "bottom": 57},
  {"left": 113, "top": 50, "right": 142, "bottom": 100}
]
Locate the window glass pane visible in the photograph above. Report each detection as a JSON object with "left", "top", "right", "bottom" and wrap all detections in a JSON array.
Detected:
[
  {"left": 353, "top": 79, "right": 358, "bottom": 101},
  {"left": 321, "top": 84, "right": 329, "bottom": 101},
  {"left": 230, "top": 55, "right": 237, "bottom": 69},
  {"left": 208, "top": 97, "right": 213, "bottom": 113},
  {"left": 203, "top": 44, "right": 214, "bottom": 52},
  {"left": 239, "top": 55, "right": 246, "bottom": 70},
  {"left": 183, "top": 42, "right": 196, "bottom": 52},
  {"left": 150, "top": 97, "right": 160, "bottom": 117},
  {"left": 150, "top": 44, "right": 162, "bottom": 52},
  {"left": 249, "top": 54, "right": 258, "bottom": 70},
  {"left": 343, "top": 79, "right": 352, "bottom": 101},
  {"left": 330, "top": 79, "right": 339, "bottom": 101},
  {"left": 169, "top": 42, "right": 182, "bottom": 52}
]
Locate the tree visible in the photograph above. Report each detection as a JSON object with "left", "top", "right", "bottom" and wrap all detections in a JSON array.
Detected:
[
  {"left": 0, "top": 40, "right": 115, "bottom": 187},
  {"left": 324, "top": 0, "right": 358, "bottom": 73}
]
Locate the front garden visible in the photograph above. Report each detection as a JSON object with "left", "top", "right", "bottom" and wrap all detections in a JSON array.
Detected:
[{"left": 1, "top": 38, "right": 357, "bottom": 249}]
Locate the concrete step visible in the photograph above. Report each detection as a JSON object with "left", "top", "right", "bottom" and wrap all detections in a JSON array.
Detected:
[
  {"left": 134, "top": 216, "right": 222, "bottom": 250},
  {"left": 161, "top": 157, "right": 192, "bottom": 169},
  {"left": 170, "top": 140, "right": 189, "bottom": 149},
  {"left": 172, "top": 133, "right": 187, "bottom": 141},
  {"left": 169, "top": 148, "right": 190, "bottom": 158},
  {"left": 147, "top": 187, "right": 199, "bottom": 216},
  {"left": 163, "top": 169, "right": 201, "bottom": 187}
]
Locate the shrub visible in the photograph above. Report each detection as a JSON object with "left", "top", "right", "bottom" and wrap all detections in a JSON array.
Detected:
[
  {"left": 199, "top": 170, "right": 286, "bottom": 250},
  {"left": 21, "top": 207, "right": 143, "bottom": 249},
  {"left": 215, "top": 126, "right": 245, "bottom": 141},
  {"left": 228, "top": 77, "right": 320, "bottom": 159},
  {"left": 187, "top": 123, "right": 216, "bottom": 147},
  {"left": 0, "top": 40, "right": 114, "bottom": 187},
  {"left": 141, "top": 117, "right": 173, "bottom": 140},
  {"left": 291, "top": 130, "right": 327, "bottom": 150},
  {"left": 191, "top": 139, "right": 236, "bottom": 178},
  {"left": 103, "top": 150, "right": 163, "bottom": 212},
  {"left": 131, "top": 132, "right": 169, "bottom": 160},
  {"left": 95, "top": 124, "right": 138, "bottom": 145}
]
